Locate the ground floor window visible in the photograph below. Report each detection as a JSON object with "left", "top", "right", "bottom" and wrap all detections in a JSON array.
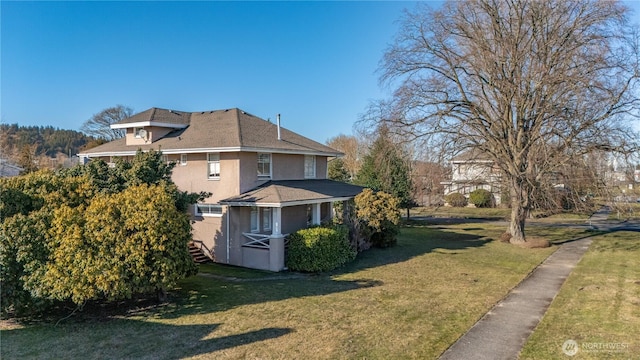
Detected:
[
  {"left": 263, "top": 208, "right": 272, "bottom": 231},
  {"left": 195, "top": 204, "right": 223, "bottom": 217},
  {"left": 250, "top": 207, "right": 259, "bottom": 232}
]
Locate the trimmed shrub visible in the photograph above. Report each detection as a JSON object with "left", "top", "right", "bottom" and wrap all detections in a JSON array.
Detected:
[
  {"left": 354, "top": 189, "right": 401, "bottom": 249},
  {"left": 446, "top": 192, "right": 468, "bottom": 207},
  {"left": 469, "top": 189, "right": 494, "bottom": 208},
  {"left": 286, "top": 225, "right": 356, "bottom": 272}
]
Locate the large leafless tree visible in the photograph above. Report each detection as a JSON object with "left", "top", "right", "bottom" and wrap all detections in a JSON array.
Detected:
[
  {"left": 81, "top": 105, "right": 133, "bottom": 141},
  {"left": 326, "top": 134, "right": 366, "bottom": 181},
  {"left": 369, "top": 0, "right": 640, "bottom": 243}
]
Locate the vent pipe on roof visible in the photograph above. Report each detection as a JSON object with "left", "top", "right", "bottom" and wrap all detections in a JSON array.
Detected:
[{"left": 277, "top": 113, "right": 281, "bottom": 141}]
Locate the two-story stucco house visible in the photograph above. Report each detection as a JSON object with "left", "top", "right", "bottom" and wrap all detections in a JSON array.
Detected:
[
  {"left": 440, "top": 150, "right": 503, "bottom": 206},
  {"left": 79, "top": 107, "right": 363, "bottom": 271}
]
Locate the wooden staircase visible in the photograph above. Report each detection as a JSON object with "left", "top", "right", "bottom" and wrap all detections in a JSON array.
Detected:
[{"left": 188, "top": 241, "right": 212, "bottom": 263}]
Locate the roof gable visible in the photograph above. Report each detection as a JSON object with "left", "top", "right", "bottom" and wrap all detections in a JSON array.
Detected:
[{"left": 111, "top": 108, "right": 190, "bottom": 129}]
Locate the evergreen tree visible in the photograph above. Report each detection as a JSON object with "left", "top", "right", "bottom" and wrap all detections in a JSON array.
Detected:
[
  {"left": 355, "top": 128, "right": 413, "bottom": 213},
  {"left": 328, "top": 158, "right": 350, "bottom": 183}
]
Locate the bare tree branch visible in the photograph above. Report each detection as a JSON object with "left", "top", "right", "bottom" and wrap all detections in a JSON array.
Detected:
[
  {"left": 362, "top": 0, "right": 640, "bottom": 242},
  {"left": 81, "top": 105, "right": 133, "bottom": 141}
]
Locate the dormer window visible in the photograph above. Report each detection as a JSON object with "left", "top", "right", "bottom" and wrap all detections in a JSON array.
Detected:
[{"left": 134, "top": 127, "right": 146, "bottom": 139}]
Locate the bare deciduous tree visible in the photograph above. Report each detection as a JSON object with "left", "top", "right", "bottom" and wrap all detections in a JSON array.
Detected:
[
  {"left": 326, "top": 134, "right": 366, "bottom": 181},
  {"left": 411, "top": 160, "right": 447, "bottom": 207},
  {"left": 367, "top": 0, "right": 640, "bottom": 243},
  {"left": 81, "top": 105, "right": 133, "bottom": 141}
]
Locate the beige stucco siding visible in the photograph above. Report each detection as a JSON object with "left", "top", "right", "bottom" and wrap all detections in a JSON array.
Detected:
[
  {"left": 272, "top": 153, "right": 304, "bottom": 180},
  {"left": 191, "top": 212, "right": 223, "bottom": 261},
  {"left": 172, "top": 152, "right": 241, "bottom": 202},
  {"left": 316, "top": 156, "right": 328, "bottom": 179},
  {"left": 238, "top": 152, "right": 262, "bottom": 194}
]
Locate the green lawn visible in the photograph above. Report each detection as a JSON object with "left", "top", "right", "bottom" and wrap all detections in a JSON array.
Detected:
[
  {"left": 609, "top": 202, "right": 640, "bottom": 221},
  {"left": 410, "top": 206, "right": 597, "bottom": 222},
  {"left": 520, "top": 232, "right": 640, "bottom": 359},
  {"left": 410, "top": 206, "right": 511, "bottom": 219},
  {"left": 2, "top": 223, "right": 568, "bottom": 359}
]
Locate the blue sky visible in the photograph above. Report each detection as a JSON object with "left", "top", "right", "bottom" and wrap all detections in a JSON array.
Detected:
[
  {"left": 2, "top": 1, "right": 640, "bottom": 144},
  {"left": 1, "top": 1, "right": 416, "bottom": 144}
]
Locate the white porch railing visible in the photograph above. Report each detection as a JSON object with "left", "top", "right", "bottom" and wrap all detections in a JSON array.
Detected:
[
  {"left": 242, "top": 232, "right": 289, "bottom": 249},
  {"left": 242, "top": 233, "right": 271, "bottom": 249}
]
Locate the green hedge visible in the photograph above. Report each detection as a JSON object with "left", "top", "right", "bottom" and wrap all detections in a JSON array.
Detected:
[
  {"left": 286, "top": 225, "right": 356, "bottom": 273},
  {"left": 469, "top": 189, "right": 494, "bottom": 208},
  {"left": 446, "top": 192, "right": 468, "bottom": 207}
]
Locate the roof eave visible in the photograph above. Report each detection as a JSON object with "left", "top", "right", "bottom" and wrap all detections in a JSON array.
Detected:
[
  {"left": 110, "top": 121, "right": 188, "bottom": 129},
  {"left": 79, "top": 146, "right": 341, "bottom": 157},
  {"left": 220, "top": 196, "right": 356, "bottom": 208}
]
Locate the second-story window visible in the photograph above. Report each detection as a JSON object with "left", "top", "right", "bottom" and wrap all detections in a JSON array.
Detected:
[
  {"left": 304, "top": 155, "right": 316, "bottom": 178},
  {"left": 257, "top": 153, "right": 271, "bottom": 178},
  {"left": 180, "top": 154, "right": 187, "bottom": 166},
  {"left": 208, "top": 153, "right": 220, "bottom": 179}
]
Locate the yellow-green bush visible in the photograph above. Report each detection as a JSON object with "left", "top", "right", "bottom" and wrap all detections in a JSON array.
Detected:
[
  {"left": 355, "top": 189, "right": 401, "bottom": 248},
  {"left": 1, "top": 150, "right": 201, "bottom": 317}
]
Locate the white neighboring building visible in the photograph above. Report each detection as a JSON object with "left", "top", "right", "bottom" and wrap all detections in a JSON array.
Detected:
[
  {"left": 440, "top": 151, "right": 503, "bottom": 206},
  {"left": 0, "top": 159, "right": 23, "bottom": 178}
]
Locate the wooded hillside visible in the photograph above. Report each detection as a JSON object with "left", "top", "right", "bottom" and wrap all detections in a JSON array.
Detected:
[{"left": 0, "top": 124, "right": 103, "bottom": 171}]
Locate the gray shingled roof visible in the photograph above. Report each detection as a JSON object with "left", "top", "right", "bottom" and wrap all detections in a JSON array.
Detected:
[
  {"left": 220, "top": 179, "right": 365, "bottom": 206},
  {"left": 452, "top": 148, "right": 493, "bottom": 162},
  {"left": 114, "top": 108, "right": 191, "bottom": 126},
  {"left": 80, "top": 108, "right": 342, "bottom": 156}
]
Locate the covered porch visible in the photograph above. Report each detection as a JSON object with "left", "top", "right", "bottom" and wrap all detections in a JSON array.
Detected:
[{"left": 220, "top": 179, "right": 364, "bottom": 271}]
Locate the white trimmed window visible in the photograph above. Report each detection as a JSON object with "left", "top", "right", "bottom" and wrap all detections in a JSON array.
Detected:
[
  {"left": 180, "top": 154, "right": 187, "bottom": 166},
  {"left": 250, "top": 207, "right": 259, "bottom": 233},
  {"left": 134, "top": 127, "right": 144, "bottom": 138},
  {"left": 257, "top": 153, "right": 271, "bottom": 178},
  {"left": 207, "top": 153, "right": 220, "bottom": 179},
  {"left": 262, "top": 208, "right": 272, "bottom": 231},
  {"left": 162, "top": 155, "right": 170, "bottom": 164},
  {"left": 195, "top": 204, "right": 223, "bottom": 217},
  {"left": 304, "top": 155, "right": 316, "bottom": 178}
]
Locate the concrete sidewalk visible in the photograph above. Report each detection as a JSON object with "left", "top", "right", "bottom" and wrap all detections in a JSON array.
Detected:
[{"left": 438, "top": 234, "right": 593, "bottom": 359}]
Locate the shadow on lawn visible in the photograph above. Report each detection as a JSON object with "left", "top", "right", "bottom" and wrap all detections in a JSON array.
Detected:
[
  {"left": 158, "top": 276, "right": 382, "bottom": 320},
  {"left": 2, "top": 320, "right": 292, "bottom": 359},
  {"left": 3, "top": 224, "right": 486, "bottom": 330},
  {"left": 157, "top": 225, "right": 489, "bottom": 320},
  {"left": 334, "top": 224, "right": 491, "bottom": 276},
  {"left": 145, "top": 226, "right": 482, "bottom": 320}
]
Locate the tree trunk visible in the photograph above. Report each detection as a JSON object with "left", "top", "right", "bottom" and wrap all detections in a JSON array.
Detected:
[
  {"left": 509, "top": 203, "right": 527, "bottom": 244},
  {"left": 509, "top": 178, "right": 528, "bottom": 244},
  {"left": 157, "top": 287, "right": 168, "bottom": 302}
]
